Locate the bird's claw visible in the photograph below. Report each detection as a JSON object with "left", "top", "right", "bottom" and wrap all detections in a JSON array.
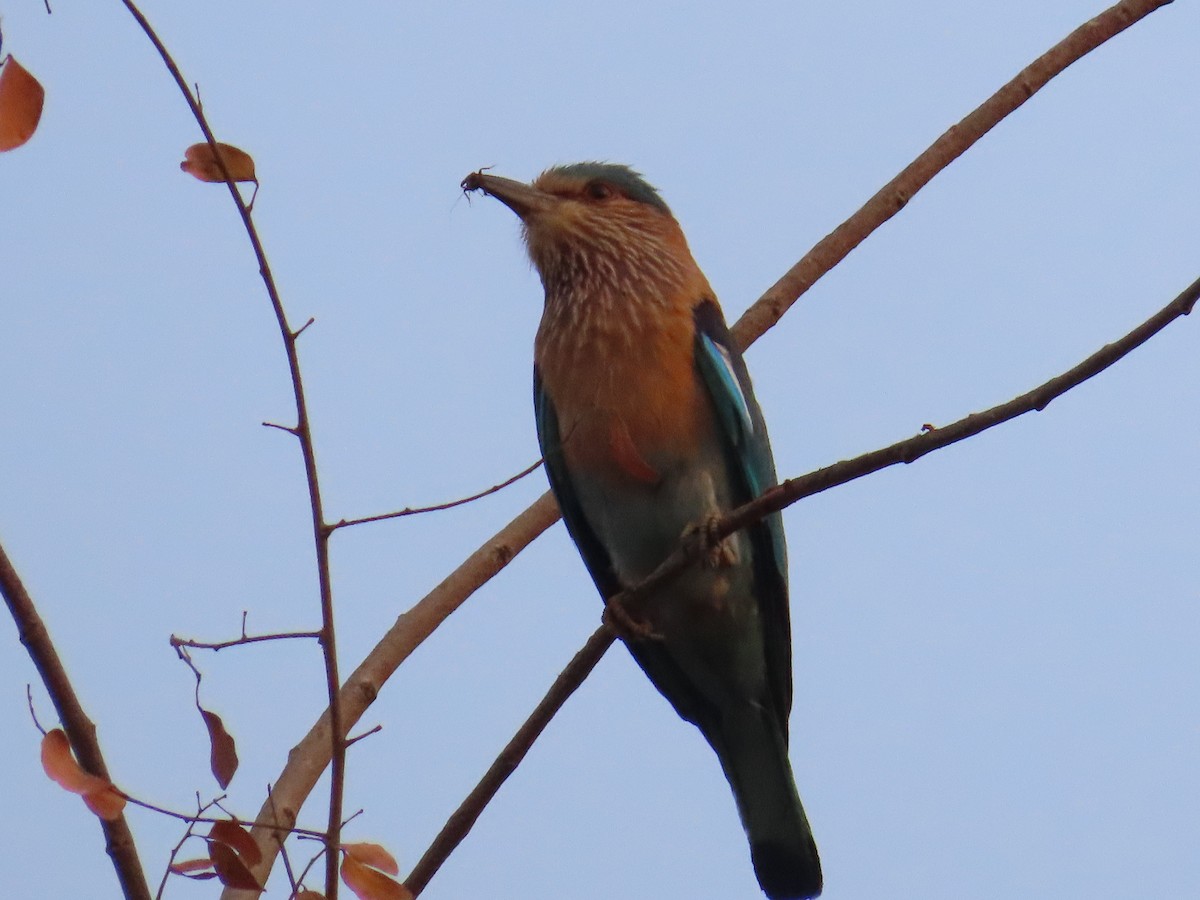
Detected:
[
  {"left": 603, "top": 597, "right": 661, "bottom": 642},
  {"left": 686, "top": 514, "right": 738, "bottom": 568}
]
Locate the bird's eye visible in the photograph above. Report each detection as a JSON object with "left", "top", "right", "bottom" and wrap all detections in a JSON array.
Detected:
[{"left": 586, "top": 181, "right": 614, "bottom": 201}]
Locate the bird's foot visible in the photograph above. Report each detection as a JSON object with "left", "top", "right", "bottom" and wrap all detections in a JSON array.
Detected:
[
  {"left": 602, "top": 596, "right": 661, "bottom": 643},
  {"left": 685, "top": 514, "right": 739, "bottom": 568}
]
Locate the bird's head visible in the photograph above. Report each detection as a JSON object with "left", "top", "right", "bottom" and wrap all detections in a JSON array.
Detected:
[{"left": 462, "top": 163, "right": 695, "bottom": 303}]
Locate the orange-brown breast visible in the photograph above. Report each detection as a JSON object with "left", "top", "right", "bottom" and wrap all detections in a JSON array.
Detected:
[{"left": 536, "top": 263, "right": 717, "bottom": 486}]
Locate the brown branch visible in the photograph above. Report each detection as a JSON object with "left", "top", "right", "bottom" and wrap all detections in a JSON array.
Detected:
[
  {"left": 345, "top": 724, "right": 383, "bottom": 748},
  {"left": 221, "top": 492, "right": 561, "bottom": 899},
  {"left": 0, "top": 540, "right": 151, "bottom": 900},
  {"left": 331, "top": 459, "right": 544, "bottom": 530},
  {"left": 726, "top": 279, "right": 1199, "bottom": 537},
  {"left": 403, "top": 274, "right": 1197, "bottom": 894},
  {"left": 118, "top": 3, "right": 348, "bottom": 894},
  {"left": 405, "top": 625, "right": 616, "bottom": 896},
  {"left": 729, "top": 0, "right": 1176, "bottom": 350},
  {"left": 171, "top": 630, "right": 322, "bottom": 652}
]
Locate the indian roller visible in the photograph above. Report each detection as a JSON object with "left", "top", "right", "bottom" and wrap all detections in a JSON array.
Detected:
[{"left": 463, "top": 163, "right": 822, "bottom": 899}]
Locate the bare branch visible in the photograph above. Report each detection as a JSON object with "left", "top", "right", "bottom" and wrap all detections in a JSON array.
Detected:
[
  {"left": 0, "top": 540, "right": 151, "bottom": 900},
  {"left": 118, "top": 3, "right": 348, "bottom": 892},
  {"left": 331, "top": 459, "right": 544, "bottom": 530},
  {"left": 26, "top": 684, "right": 46, "bottom": 734},
  {"left": 405, "top": 625, "right": 616, "bottom": 896},
  {"left": 222, "top": 493, "right": 561, "bottom": 898},
  {"left": 171, "top": 631, "right": 323, "bottom": 652},
  {"left": 345, "top": 724, "right": 383, "bottom": 748},
  {"left": 404, "top": 273, "right": 1198, "bottom": 894},
  {"left": 730, "top": 0, "right": 1176, "bottom": 350}
]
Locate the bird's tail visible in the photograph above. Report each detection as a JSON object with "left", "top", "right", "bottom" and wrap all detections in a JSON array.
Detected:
[{"left": 707, "top": 705, "right": 822, "bottom": 899}]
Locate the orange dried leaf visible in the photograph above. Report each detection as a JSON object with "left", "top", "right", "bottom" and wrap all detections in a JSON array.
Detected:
[
  {"left": 209, "top": 818, "right": 261, "bottom": 867},
  {"left": 343, "top": 842, "right": 399, "bottom": 876},
  {"left": 180, "top": 141, "right": 257, "bottom": 183},
  {"left": 170, "top": 858, "right": 216, "bottom": 875},
  {"left": 175, "top": 870, "right": 219, "bottom": 881},
  {"left": 82, "top": 783, "right": 126, "bottom": 820},
  {"left": 41, "top": 729, "right": 107, "bottom": 794},
  {"left": 41, "top": 729, "right": 91, "bottom": 792},
  {"left": 0, "top": 55, "right": 45, "bottom": 152},
  {"left": 341, "top": 855, "right": 412, "bottom": 900},
  {"left": 209, "top": 841, "right": 263, "bottom": 892},
  {"left": 201, "top": 708, "right": 239, "bottom": 789},
  {"left": 294, "top": 892, "right": 325, "bottom": 900},
  {"left": 41, "top": 729, "right": 125, "bottom": 820}
]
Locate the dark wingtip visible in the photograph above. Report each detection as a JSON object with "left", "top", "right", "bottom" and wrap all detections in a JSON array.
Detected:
[{"left": 751, "top": 838, "right": 823, "bottom": 899}]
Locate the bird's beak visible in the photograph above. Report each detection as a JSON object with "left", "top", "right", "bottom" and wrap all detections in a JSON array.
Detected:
[{"left": 461, "top": 171, "right": 557, "bottom": 220}]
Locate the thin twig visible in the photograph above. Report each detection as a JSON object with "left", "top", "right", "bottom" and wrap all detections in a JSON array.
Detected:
[
  {"left": 346, "top": 724, "right": 383, "bottom": 748},
  {"left": 117, "top": 3, "right": 348, "bottom": 894},
  {"left": 290, "top": 848, "right": 325, "bottom": 899},
  {"left": 173, "top": 644, "right": 208, "bottom": 715},
  {"left": 404, "top": 271, "right": 1198, "bottom": 894},
  {"left": 0, "top": 541, "right": 151, "bottom": 900},
  {"left": 155, "top": 796, "right": 222, "bottom": 900},
  {"left": 331, "top": 459, "right": 544, "bottom": 530},
  {"left": 26, "top": 684, "right": 47, "bottom": 734},
  {"left": 121, "top": 793, "right": 327, "bottom": 839},
  {"left": 171, "top": 630, "right": 323, "bottom": 652},
  {"left": 268, "top": 785, "right": 301, "bottom": 897}
]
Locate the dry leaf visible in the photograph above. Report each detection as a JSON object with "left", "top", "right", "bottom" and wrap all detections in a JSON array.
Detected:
[
  {"left": 40, "top": 729, "right": 126, "bottom": 820},
  {"left": 201, "top": 708, "right": 239, "bottom": 788},
  {"left": 209, "top": 841, "right": 263, "bottom": 892},
  {"left": 180, "top": 142, "right": 257, "bottom": 183},
  {"left": 41, "top": 729, "right": 103, "bottom": 794},
  {"left": 170, "top": 858, "right": 219, "bottom": 881},
  {"left": 0, "top": 55, "right": 45, "bottom": 152},
  {"left": 342, "top": 842, "right": 399, "bottom": 876},
  {"left": 170, "top": 858, "right": 216, "bottom": 875},
  {"left": 177, "top": 871, "right": 219, "bottom": 882},
  {"left": 210, "top": 818, "right": 262, "bottom": 867},
  {"left": 294, "top": 892, "right": 326, "bottom": 900},
  {"left": 341, "top": 855, "right": 412, "bottom": 900},
  {"left": 81, "top": 782, "right": 126, "bottom": 821}
]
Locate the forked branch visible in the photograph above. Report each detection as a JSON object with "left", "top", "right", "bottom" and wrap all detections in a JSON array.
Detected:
[{"left": 119, "top": 1, "right": 347, "bottom": 894}]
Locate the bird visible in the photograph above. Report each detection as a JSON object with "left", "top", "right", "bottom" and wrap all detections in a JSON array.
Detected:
[{"left": 462, "top": 162, "right": 822, "bottom": 899}]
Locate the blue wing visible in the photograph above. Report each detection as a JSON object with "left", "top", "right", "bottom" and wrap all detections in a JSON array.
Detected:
[{"left": 692, "top": 300, "right": 793, "bottom": 727}]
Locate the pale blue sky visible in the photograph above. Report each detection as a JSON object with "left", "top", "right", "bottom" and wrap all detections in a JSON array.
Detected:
[{"left": 2, "top": 2, "right": 1197, "bottom": 898}]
